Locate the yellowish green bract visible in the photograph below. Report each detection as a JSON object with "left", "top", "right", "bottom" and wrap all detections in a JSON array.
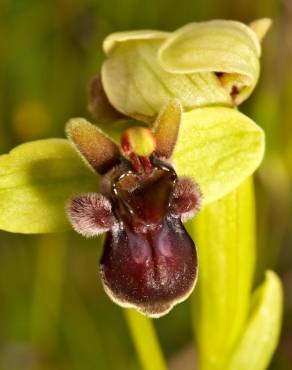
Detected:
[
  {"left": 0, "top": 139, "right": 98, "bottom": 233},
  {"left": 173, "top": 107, "right": 265, "bottom": 205}
]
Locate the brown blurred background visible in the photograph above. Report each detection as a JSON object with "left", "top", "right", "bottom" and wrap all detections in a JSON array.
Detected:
[{"left": 0, "top": 0, "right": 291, "bottom": 369}]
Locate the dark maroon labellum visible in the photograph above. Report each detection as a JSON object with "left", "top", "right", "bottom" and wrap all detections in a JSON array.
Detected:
[
  {"left": 100, "top": 160, "right": 198, "bottom": 317},
  {"left": 67, "top": 105, "right": 201, "bottom": 317}
]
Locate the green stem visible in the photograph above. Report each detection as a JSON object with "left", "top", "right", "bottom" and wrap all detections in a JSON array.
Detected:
[
  {"left": 124, "top": 308, "right": 167, "bottom": 370},
  {"left": 31, "top": 233, "right": 67, "bottom": 347}
]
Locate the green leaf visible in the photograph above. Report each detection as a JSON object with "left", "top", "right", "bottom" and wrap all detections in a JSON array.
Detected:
[
  {"left": 187, "top": 176, "right": 256, "bottom": 370},
  {"left": 158, "top": 20, "right": 261, "bottom": 105},
  {"left": 124, "top": 309, "right": 167, "bottom": 370},
  {"left": 0, "top": 139, "right": 98, "bottom": 233},
  {"left": 226, "top": 270, "right": 283, "bottom": 370},
  {"left": 172, "top": 107, "right": 265, "bottom": 206},
  {"left": 101, "top": 35, "right": 232, "bottom": 121}
]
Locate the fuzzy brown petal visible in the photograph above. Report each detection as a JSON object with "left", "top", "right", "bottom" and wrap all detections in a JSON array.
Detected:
[
  {"left": 68, "top": 193, "right": 114, "bottom": 237},
  {"left": 66, "top": 118, "right": 120, "bottom": 174},
  {"left": 171, "top": 177, "right": 202, "bottom": 221},
  {"left": 153, "top": 99, "right": 182, "bottom": 159}
]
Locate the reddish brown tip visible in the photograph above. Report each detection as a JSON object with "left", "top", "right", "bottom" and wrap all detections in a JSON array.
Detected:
[{"left": 88, "top": 74, "right": 124, "bottom": 123}]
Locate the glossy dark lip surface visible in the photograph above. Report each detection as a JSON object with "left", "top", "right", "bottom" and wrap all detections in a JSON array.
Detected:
[
  {"left": 66, "top": 110, "right": 200, "bottom": 317},
  {"left": 100, "top": 216, "right": 198, "bottom": 317},
  {"left": 100, "top": 161, "right": 198, "bottom": 317},
  {"left": 112, "top": 164, "right": 177, "bottom": 229}
]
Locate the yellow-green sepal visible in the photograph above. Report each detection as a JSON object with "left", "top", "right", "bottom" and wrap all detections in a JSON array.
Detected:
[
  {"left": 0, "top": 139, "right": 98, "bottom": 233},
  {"left": 172, "top": 107, "right": 265, "bottom": 206}
]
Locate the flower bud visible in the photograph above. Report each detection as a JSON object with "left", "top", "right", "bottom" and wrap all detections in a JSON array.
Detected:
[
  {"left": 100, "top": 19, "right": 270, "bottom": 121},
  {"left": 101, "top": 29, "right": 231, "bottom": 122}
]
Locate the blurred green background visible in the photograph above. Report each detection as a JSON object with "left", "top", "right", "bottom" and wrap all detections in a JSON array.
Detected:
[{"left": 0, "top": 1, "right": 291, "bottom": 369}]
